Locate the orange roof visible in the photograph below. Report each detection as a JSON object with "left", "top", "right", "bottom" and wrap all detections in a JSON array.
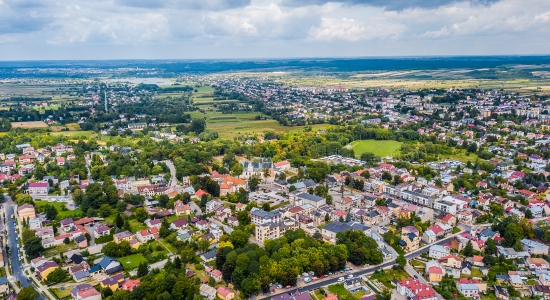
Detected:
[{"left": 473, "top": 255, "right": 483, "bottom": 262}]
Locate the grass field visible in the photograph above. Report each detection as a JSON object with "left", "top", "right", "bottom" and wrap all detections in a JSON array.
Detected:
[
  {"left": 370, "top": 269, "right": 409, "bottom": 288},
  {"left": 51, "top": 287, "right": 72, "bottom": 299},
  {"left": 34, "top": 201, "right": 82, "bottom": 220},
  {"left": 328, "top": 284, "right": 361, "bottom": 300},
  {"left": 11, "top": 121, "right": 48, "bottom": 128},
  {"left": 347, "top": 140, "right": 402, "bottom": 158},
  {"left": 50, "top": 131, "right": 94, "bottom": 138},
  {"left": 119, "top": 254, "right": 148, "bottom": 271}
]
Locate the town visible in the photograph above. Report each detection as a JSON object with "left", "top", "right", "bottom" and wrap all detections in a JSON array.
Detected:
[{"left": 1, "top": 68, "right": 550, "bottom": 300}]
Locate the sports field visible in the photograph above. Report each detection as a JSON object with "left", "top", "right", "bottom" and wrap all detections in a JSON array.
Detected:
[{"left": 347, "top": 140, "right": 402, "bottom": 158}]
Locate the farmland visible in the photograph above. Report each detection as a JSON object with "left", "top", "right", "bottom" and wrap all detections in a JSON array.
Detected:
[{"left": 11, "top": 121, "right": 48, "bottom": 128}]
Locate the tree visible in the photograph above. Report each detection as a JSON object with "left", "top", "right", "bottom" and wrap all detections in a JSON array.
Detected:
[
  {"left": 98, "top": 204, "right": 112, "bottom": 218},
  {"left": 230, "top": 163, "right": 244, "bottom": 177},
  {"left": 463, "top": 240, "right": 474, "bottom": 257},
  {"left": 114, "top": 213, "right": 124, "bottom": 229},
  {"left": 43, "top": 204, "right": 58, "bottom": 220},
  {"left": 262, "top": 203, "right": 270, "bottom": 211},
  {"left": 63, "top": 237, "right": 70, "bottom": 244},
  {"left": 24, "top": 237, "right": 44, "bottom": 259},
  {"left": 47, "top": 268, "right": 68, "bottom": 283},
  {"left": 484, "top": 238, "right": 497, "bottom": 255},
  {"left": 16, "top": 286, "right": 39, "bottom": 300},
  {"left": 197, "top": 239, "right": 210, "bottom": 253},
  {"left": 15, "top": 194, "right": 34, "bottom": 205},
  {"left": 325, "top": 213, "right": 329, "bottom": 222},
  {"left": 173, "top": 256, "right": 182, "bottom": 269},
  {"left": 135, "top": 208, "right": 148, "bottom": 223},
  {"left": 208, "top": 277, "right": 215, "bottom": 287},
  {"left": 524, "top": 209, "right": 533, "bottom": 219},
  {"left": 248, "top": 175, "right": 261, "bottom": 191},
  {"left": 159, "top": 218, "right": 171, "bottom": 238},
  {"left": 191, "top": 118, "right": 206, "bottom": 134},
  {"left": 137, "top": 262, "right": 149, "bottom": 277},
  {"left": 396, "top": 254, "right": 406, "bottom": 269},
  {"left": 230, "top": 230, "right": 249, "bottom": 248},
  {"left": 237, "top": 210, "right": 251, "bottom": 226}
]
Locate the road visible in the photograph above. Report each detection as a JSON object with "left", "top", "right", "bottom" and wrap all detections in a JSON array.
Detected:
[
  {"left": 159, "top": 160, "right": 178, "bottom": 187},
  {"left": 265, "top": 234, "right": 458, "bottom": 300},
  {"left": 4, "top": 199, "right": 48, "bottom": 300}
]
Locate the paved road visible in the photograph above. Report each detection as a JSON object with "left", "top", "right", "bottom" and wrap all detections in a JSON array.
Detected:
[
  {"left": 159, "top": 160, "right": 178, "bottom": 187},
  {"left": 6, "top": 205, "right": 30, "bottom": 287},
  {"left": 265, "top": 234, "right": 457, "bottom": 300}
]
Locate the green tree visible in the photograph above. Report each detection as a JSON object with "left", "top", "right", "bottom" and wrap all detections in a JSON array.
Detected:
[
  {"left": 463, "top": 240, "right": 474, "bottom": 257},
  {"left": 46, "top": 268, "right": 68, "bottom": 283},
  {"left": 114, "top": 213, "right": 124, "bottom": 229},
  {"left": 135, "top": 208, "right": 148, "bottom": 223},
  {"left": 43, "top": 204, "right": 58, "bottom": 220},
  {"left": 396, "top": 254, "right": 406, "bottom": 269},
  {"left": 230, "top": 230, "right": 249, "bottom": 248},
  {"left": 237, "top": 210, "right": 251, "bottom": 226},
  {"left": 191, "top": 118, "right": 206, "bottom": 134},
  {"left": 16, "top": 286, "right": 39, "bottom": 300},
  {"left": 137, "top": 262, "right": 149, "bottom": 277},
  {"left": 159, "top": 218, "right": 171, "bottom": 238},
  {"left": 24, "top": 237, "right": 44, "bottom": 259},
  {"left": 248, "top": 175, "right": 261, "bottom": 191},
  {"left": 230, "top": 163, "right": 244, "bottom": 177}
]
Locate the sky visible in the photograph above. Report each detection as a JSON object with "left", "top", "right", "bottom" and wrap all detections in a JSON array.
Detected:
[{"left": 0, "top": 0, "right": 549, "bottom": 60}]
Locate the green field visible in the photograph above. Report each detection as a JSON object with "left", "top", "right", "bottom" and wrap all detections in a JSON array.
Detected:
[
  {"left": 119, "top": 254, "right": 148, "bottom": 271},
  {"left": 347, "top": 140, "right": 402, "bottom": 158},
  {"left": 50, "top": 131, "right": 94, "bottom": 138},
  {"left": 34, "top": 201, "right": 82, "bottom": 220}
]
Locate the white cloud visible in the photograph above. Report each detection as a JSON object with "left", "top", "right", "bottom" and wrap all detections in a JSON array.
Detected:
[
  {"left": 0, "top": 0, "right": 549, "bottom": 59},
  {"left": 309, "top": 17, "right": 402, "bottom": 41}
]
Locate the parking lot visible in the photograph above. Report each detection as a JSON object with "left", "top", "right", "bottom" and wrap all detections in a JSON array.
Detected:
[{"left": 249, "top": 190, "right": 288, "bottom": 205}]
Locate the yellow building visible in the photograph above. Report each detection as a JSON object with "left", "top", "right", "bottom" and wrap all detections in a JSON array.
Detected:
[
  {"left": 400, "top": 232, "right": 420, "bottom": 252},
  {"left": 425, "top": 261, "right": 443, "bottom": 283},
  {"left": 113, "top": 231, "right": 133, "bottom": 244},
  {"left": 37, "top": 262, "right": 59, "bottom": 280},
  {"left": 101, "top": 274, "right": 125, "bottom": 291},
  {"left": 17, "top": 204, "right": 36, "bottom": 222}
]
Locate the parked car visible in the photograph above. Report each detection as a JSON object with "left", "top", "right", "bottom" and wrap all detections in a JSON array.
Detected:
[
  {"left": 414, "top": 275, "right": 418, "bottom": 279},
  {"left": 338, "top": 277, "right": 344, "bottom": 282},
  {"left": 348, "top": 275, "right": 354, "bottom": 279}
]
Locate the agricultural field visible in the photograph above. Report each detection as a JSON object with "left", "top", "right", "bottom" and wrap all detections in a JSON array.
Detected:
[
  {"left": 11, "top": 121, "right": 48, "bottom": 128},
  {"left": 347, "top": 140, "right": 402, "bottom": 158}
]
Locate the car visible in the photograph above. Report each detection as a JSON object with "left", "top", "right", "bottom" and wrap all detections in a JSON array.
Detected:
[
  {"left": 338, "top": 277, "right": 344, "bottom": 282},
  {"left": 347, "top": 275, "right": 354, "bottom": 279},
  {"left": 320, "top": 275, "right": 324, "bottom": 279},
  {"left": 286, "top": 286, "right": 291, "bottom": 289},
  {"left": 309, "top": 271, "right": 314, "bottom": 275},
  {"left": 413, "top": 275, "right": 418, "bottom": 279},
  {"left": 277, "top": 285, "right": 282, "bottom": 289}
]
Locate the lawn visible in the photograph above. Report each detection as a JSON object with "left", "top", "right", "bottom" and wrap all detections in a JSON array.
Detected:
[
  {"left": 347, "top": 140, "right": 402, "bottom": 158},
  {"left": 453, "top": 227, "right": 461, "bottom": 234},
  {"left": 370, "top": 269, "right": 409, "bottom": 288},
  {"left": 410, "top": 260, "right": 426, "bottom": 268},
  {"left": 158, "top": 238, "right": 177, "bottom": 254},
  {"left": 34, "top": 201, "right": 82, "bottom": 220},
  {"left": 129, "top": 219, "right": 148, "bottom": 232},
  {"left": 51, "top": 287, "right": 72, "bottom": 299},
  {"left": 43, "top": 243, "right": 75, "bottom": 258},
  {"left": 119, "top": 254, "right": 148, "bottom": 271},
  {"left": 328, "top": 284, "right": 360, "bottom": 300}
]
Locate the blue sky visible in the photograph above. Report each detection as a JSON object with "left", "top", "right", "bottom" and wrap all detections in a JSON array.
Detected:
[{"left": 0, "top": 0, "right": 549, "bottom": 60}]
